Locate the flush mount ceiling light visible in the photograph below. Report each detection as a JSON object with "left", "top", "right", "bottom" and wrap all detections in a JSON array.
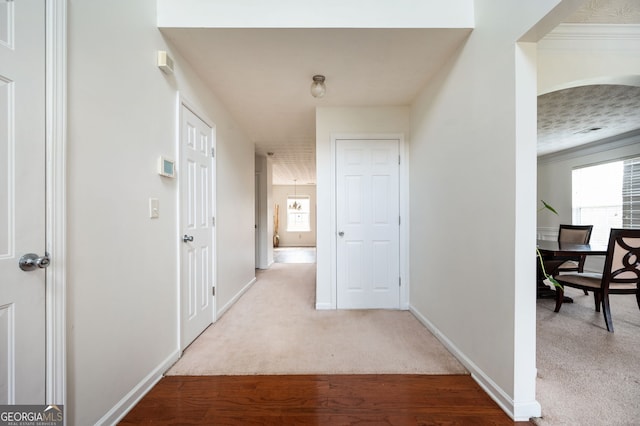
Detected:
[
  {"left": 310, "top": 75, "right": 326, "bottom": 98},
  {"left": 573, "top": 126, "right": 604, "bottom": 135}
]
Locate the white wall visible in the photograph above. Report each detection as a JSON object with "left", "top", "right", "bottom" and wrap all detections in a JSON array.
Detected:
[
  {"left": 67, "top": 0, "right": 255, "bottom": 423},
  {"left": 272, "top": 185, "right": 317, "bottom": 247},
  {"left": 157, "top": 0, "right": 474, "bottom": 29},
  {"left": 537, "top": 137, "right": 640, "bottom": 228},
  {"left": 408, "top": 0, "right": 572, "bottom": 420},
  {"left": 315, "top": 106, "right": 410, "bottom": 309},
  {"left": 538, "top": 24, "right": 640, "bottom": 94},
  {"left": 255, "top": 155, "right": 274, "bottom": 268}
]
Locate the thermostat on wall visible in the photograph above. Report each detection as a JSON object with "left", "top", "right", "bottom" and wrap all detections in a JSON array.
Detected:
[{"left": 158, "top": 156, "right": 176, "bottom": 178}]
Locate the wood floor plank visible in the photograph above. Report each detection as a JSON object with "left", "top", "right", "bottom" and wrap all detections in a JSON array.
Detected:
[{"left": 119, "top": 375, "right": 533, "bottom": 425}]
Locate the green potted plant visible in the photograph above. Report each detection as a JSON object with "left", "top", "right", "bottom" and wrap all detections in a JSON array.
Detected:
[{"left": 537, "top": 200, "right": 561, "bottom": 290}]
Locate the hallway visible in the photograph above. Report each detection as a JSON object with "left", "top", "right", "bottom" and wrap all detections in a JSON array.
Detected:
[
  {"left": 168, "top": 263, "right": 465, "bottom": 375},
  {"left": 273, "top": 246, "right": 317, "bottom": 263}
]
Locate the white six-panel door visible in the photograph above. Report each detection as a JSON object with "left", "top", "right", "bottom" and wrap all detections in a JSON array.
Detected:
[
  {"left": 180, "top": 105, "right": 215, "bottom": 350},
  {"left": 336, "top": 139, "right": 400, "bottom": 309},
  {"left": 0, "top": 0, "right": 46, "bottom": 404}
]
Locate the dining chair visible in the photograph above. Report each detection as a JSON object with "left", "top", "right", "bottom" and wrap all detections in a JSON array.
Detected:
[
  {"left": 556, "top": 224, "right": 594, "bottom": 273},
  {"left": 553, "top": 228, "right": 640, "bottom": 332}
]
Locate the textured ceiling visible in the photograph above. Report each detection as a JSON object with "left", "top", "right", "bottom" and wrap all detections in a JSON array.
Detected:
[
  {"left": 565, "top": 0, "right": 640, "bottom": 23},
  {"left": 537, "top": 0, "right": 640, "bottom": 158},
  {"left": 538, "top": 85, "right": 640, "bottom": 156},
  {"left": 163, "top": 1, "right": 640, "bottom": 185}
]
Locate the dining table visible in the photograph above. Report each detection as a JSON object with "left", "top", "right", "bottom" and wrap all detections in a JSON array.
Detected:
[{"left": 536, "top": 239, "right": 608, "bottom": 300}]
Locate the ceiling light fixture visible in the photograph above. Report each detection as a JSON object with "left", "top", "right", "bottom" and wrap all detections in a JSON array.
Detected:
[
  {"left": 310, "top": 75, "right": 326, "bottom": 98},
  {"left": 573, "top": 126, "right": 604, "bottom": 135},
  {"left": 289, "top": 179, "right": 302, "bottom": 210}
]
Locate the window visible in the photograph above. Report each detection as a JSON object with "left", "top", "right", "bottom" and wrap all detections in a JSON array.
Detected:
[
  {"left": 622, "top": 157, "right": 640, "bottom": 228},
  {"left": 286, "top": 195, "right": 310, "bottom": 232},
  {"left": 572, "top": 156, "right": 640, "bottom": 246}
]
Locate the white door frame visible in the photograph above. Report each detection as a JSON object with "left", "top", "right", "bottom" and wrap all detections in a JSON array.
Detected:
[
  {"left": 177, "top": 96, "right": 218, "bottom": 349},
  {"left": 45, "top": 0, "right": 67, "bottom": 406},
  {"left": 330, "top": 133, "right": 410, "bottom": 310}
]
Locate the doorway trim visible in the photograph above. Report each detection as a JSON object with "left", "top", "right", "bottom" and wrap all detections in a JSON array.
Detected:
[
  {"left": 177, "top": 95, "right": 218, "bottom": 350},
  {"left": 330, "top": 133, "right": 410, "bottom": 310},
  {"left": 45, "top": 0, "right": 67, "bottom": 406}
]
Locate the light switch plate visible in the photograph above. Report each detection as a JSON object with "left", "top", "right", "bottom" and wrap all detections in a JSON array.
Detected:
[{"left": 149, "top": 198, "right": 159, "bottom": 218}]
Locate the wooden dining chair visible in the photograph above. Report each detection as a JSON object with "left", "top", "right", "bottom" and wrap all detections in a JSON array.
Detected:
[
  {"left": 554, "top": 228, "right": 640, "bottom": 332},
  {"left": 553, "top": 224, "right": 594, "bottom": 295},
  {"left": 556, "top": 224, "right": 594, "bottom": 273}
]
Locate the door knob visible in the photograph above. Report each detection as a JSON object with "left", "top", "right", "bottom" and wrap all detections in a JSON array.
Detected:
[
  {"left": 19, "top": 253, "right": 51, "bottom": 271},
  {"left": 338, "top": 231, "right": 344, "bottom": 237},
  {"left": 183, "top": 234, "right": 194, "bottom": 243}
]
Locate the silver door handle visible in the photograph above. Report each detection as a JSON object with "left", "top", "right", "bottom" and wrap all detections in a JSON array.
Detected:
[
  {"left": 19, "top": 253, "right": 51, "bottom": 271},
  {"left": 183, "top": 234, "right": 194, "bottom": 243},
  {"left": 338, "top": 231, "right": 344, "bottom": 237}
]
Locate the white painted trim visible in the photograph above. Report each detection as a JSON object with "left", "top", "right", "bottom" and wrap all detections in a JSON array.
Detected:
[
  {"left": 542, "top": 23, "right": 640, "bottom": 42},
  {"left": 315, "top": 302, "right": 333, "bottom": 310},
  {"left": 173, "top": 94, "right": 181, "bottom": 356},
  {"left": 537, "top": 129, "right": 640, "bottom": 164},
  {"left": 45, "top": 0, "right": 67, "bottom": 408},
  {"left": 179, "top": 96, "right": 217, "bottom": 130},
  {"left": 399, "top": 135, "right": 410, "bottom": 310},
  {"left": 329, "top": 136, "right": 338, "bottom": 309},
  {"left": 536, "top": 227, "right": 558, "bottom": 241},
  {"left": 177, "top": 95, "right": 218, "bottom": 350},
  {"left": 409, "top": 305, "right": 541, "bottom": 421},
  {"left": 94, "top": 350, "right": 180, "bottom": 426},
  {"left": 330, "top": 133, "right": 409, "bottom": 310},
  {"left": 217, "top": 277, "right": 257, "bottom": 318}
]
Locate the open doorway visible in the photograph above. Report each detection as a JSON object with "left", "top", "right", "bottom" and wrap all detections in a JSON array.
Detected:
[
  {"left": 271, "top": 182, "right": 317, "bottom": 264},
  {"left": 273, "top": 247, "right": 316, "bottom": 263}
]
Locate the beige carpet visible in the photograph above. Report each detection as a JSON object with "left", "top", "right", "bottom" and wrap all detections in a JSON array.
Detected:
[
  {"left": 534, "top": 286, "right": 640, "bottom": 425},
  {"left": 167, "top": 263, "right": 467, "bottom": 375}
]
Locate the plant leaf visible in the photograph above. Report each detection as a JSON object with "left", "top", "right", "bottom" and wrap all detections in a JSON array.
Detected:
[
  {"left": 547, "top": 276, "right": 563, "bottom": 290},
  {"left": 541, "top": 200, "right": 558, "bottom": 215}
]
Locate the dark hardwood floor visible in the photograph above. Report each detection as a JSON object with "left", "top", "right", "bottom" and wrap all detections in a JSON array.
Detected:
[{"left": 120, "top": 374, "right": 534, "bottom": 425}]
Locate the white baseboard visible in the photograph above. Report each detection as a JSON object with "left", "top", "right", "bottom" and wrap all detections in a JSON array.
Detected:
[
  {"left": 408, "top": 305, "right": 541, "bottom": 421},
  {"left": 218, "top": 277, "right": 257, "bottom": 318},
  {"left": 98, "top": 277, "right": 261, "bottom": 425},
  {"left": 96, "top": 350, "right": 180, "bottom": 426},
  {"left": 315, "top": 302, "right": 334, "bottom": 310}
]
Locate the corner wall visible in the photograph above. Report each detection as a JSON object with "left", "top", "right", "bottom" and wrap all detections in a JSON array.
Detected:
[
  {"left": 67, "top": 0, "right": 255, "bottom": 423},
  {"left": 255, "top": 155, "right": 274, "bottom": 268},
  {"left": 408, "top": 0, "right": 571, "bottom": 420}
]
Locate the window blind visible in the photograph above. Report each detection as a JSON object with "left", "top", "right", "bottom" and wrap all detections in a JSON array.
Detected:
[{"left": 622, "top": 157, "right": 640, "bottom": 228}]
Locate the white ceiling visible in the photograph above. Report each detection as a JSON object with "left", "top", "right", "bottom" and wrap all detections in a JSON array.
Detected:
[
  {"left": 162, "top": 28, "right": 471, "bottom": 185},
  {"left": 161, "top": 0, "right": 640, "bottom": 185}
]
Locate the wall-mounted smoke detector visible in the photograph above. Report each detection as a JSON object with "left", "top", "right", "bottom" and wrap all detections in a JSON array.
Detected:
[{"left": 157, "top": 51, "right": 174, "bottom": 75}]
